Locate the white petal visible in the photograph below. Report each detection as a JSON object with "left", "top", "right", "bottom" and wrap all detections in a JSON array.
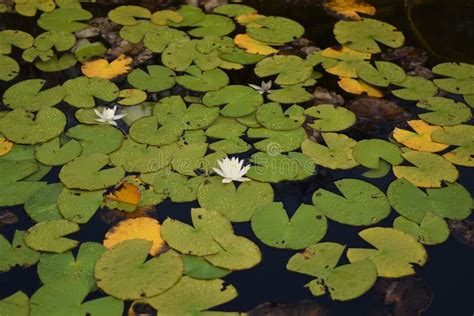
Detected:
[
  {"left": 222, "top": 178, "right": 233, "bottom": 183},
  {"left": 240, "top": 164, "right": 251, "bottom": 176},
  {"left": 94, "top": 109, "right": 103, "bottom": 118},
  {"left": 212, "top": 167, "right": 226, "bottom": 178},
  {"left": 107, "top": 120, "right": 118, "bottom": 126},
  {"left": 114, "top": 114, "right": 127, "bottom": 120},
  {"left": 236, "top": 177, "right": 251, "bottom": 182},
  {"left": 248, "top": 84, "right": 262, "bottom": 90},
  {"left": 95, "top": 118, "right": 106, "bottom": 123}
]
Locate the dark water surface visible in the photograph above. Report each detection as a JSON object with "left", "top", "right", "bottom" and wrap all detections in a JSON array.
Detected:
[{"left": 0, "top": 0, "right": 473, "bottom": 315}]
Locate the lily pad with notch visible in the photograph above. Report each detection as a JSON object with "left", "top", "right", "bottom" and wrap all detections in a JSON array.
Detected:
[
  {"left": 57, "top": 188, "right": 105, "bottom": 223},
  {"left": 203, "top": 85, "right": 263, "bottom": 117},
  {"left": 24, "top": 219, "right": 79, "bottom": 253},
  {"left": 0, "top": 230, "right": 40, "bottom": 272},
  {"left": 37, "top": 8, "right": 92, "bottom": 32},
  {"left": 393, "top": 213, "right": 449, "bottom": 245},
  {"left": 255, "top": 55, "right": 313, "bottom": 85},
  {"left": 63, "top": 76, "right": 119, "bottom": 108},
  {"left": 255, "top": 103, "right": 304, "bottom": 130},
  {"left": 305, "top": 104, "right": 356, "bottom": 132},
  {"left": 127, "top": 65, "right": 176, "bottom": 92}
]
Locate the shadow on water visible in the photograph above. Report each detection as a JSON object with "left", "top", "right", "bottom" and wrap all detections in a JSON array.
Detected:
[{"left": 0, "top": 0, "right": 473, "bottom": 315}]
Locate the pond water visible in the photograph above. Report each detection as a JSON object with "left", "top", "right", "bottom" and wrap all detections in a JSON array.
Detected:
[{"left": 0, "top": 0, "right": 473, "bottom": 315}]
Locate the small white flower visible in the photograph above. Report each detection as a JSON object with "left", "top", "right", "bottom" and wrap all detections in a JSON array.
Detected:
[
  {"left": 248, "top": 80, "right": 273, "bottom": 94},
  {"left": 94, "top": 106, "right": 126, "bottom": 127},
  {"left": 212, "top": 157, "right": 251, "bottom": 183}
]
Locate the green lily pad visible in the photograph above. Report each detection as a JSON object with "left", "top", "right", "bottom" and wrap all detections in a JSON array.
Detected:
[
  {"left": 24, "top": 183, "right": 63, "bottom": 222},
  {"left": 246, "top": 152, "right": 315, "bottom": 183},
  {"left": 150, "top": 9, "right": 183, "bottom": 25},
  {"left": 34, "top": 31, "right": 76, "bottom": 51},
  {"left": 1, "top": 108, "right": 66, "bottom": 144},
  {"left": 197, "top": 176, "right": 274, "bottom": 222},
  {"left": 210, "top": 138, "right": 250, "bottom": 154},
  {"left": 0, "top": 181, "right": 47, "bottom": 207},
  {"left": 145, "top": 276, "right": 237, "bottom": 313},
  {"left": 22, "top": 47, "right": 54, "bottom": 63},
  {"left": 301, "top": 133, "right": 359, "bottom": 170},
  {"left": 247, "top": 127, "right": 306, "bottom": 153},
  {"left": 352, "top": 139, "right": 403, "bottom": 169},
  {"left": 313, "top": 178, "right": 391, "bottom": 226},
  {"left": 205, "top": 117, "right": 247, "bottom": 139},
  {"left": 161, "top": 208, "right": 234, "bottom": 256},
  {"left": 391, "top": 76, "right": 438, "bottom": 100},
  {"left": 130, "top": 116, "right": 183, "bottom": 146},
  {"left": 219, "top": 48, "right": 265, "bottom": 65},
  {"left": 65, "top": 124, "right": 123, "bottom": 156},
  {"left": 183, "top": 255, "right": 230, "bottom": 280},
  {"left": 35, "top": 137, "right": 82, "bottom": 166},
  {"left": 161, "top": 39, "right": 200, "bottom": 71},
  {"left": 0, "top": 230, "right": 40, "bottom": 272},
  {"left": 0, "top": 30, "right": 33, "bottom": 54},
  {"left": 387, "top": 178, "right": 472, "bottom": 222},
  {"left": 267, "top": 85, "right": 313, "bottom": 104},
  {"left": 167, "top": 5, "right": 205, "bottom": 27},
  {"left": 24, "top": 219, "right": 79, "bottom": 253},
  {"left": 393, "top": 151, "right": 458, "bottom": 188},
  {"left": 38, "top": 242, "right": 105, "bottom": 291},
  {"left": 177, "top": 66, "right": 229, "bottom": 92},
  {"left": 0, "top": 55, "right": 20, "bottom": 81},
  {"left": 127, "top": 65, "right": 176, "bottom": 92},
  {"left": 57, "top": 188, "right": 105, "bottom": 223},
  {"left": 14, "top": 0, "right": 55, "bottom": 17},
  {"left": 432, "top": 62, "right": 474, "bottom": 94},
  {"left": 204, "top": 234, "right": 261, "bottom": 270},
  {"left": 30, "top": 281, "right": 123, "bottom": 316},
  {"left": 416, "top": 97, "right": 472, "bottom": 126},
  {"left": 255, "top": 55, "right": 313, "bottom": 85},
  {"left": 334, "top": 18, "right": 404, "bottom": 53},
  {"left": 356, "top": 61, "right": 406, "bottom": 87},
  {"left": 213, "top": 4, "right": 257, "bottom": 16},
  {"left": 95, "top": 240, "right": 183, "bottom": 300},
  {"left": 305, "top": 104, "right": 356, "bottom": 132},
  {"left": 347, "top": 227, "right": 427, "bottom": 277},
  {"left": 35, "top": 54, "right": 77, "bottom": 72},
  {"left": 247, "top": 16, "right": 304, "bottom": 44},
  {"left": 188, "top": 14, "right": 235, "bottom": 38},
  {"left": 119, "top": 20, "right": 165, "bottom": 43},
  {"left": 431, "top": 124, "right": 474, "bottom": 167},
  {"left": 287, "top": 243, "right": 377, "bottom": 301},
  {"left": 464, "top": 94, "right": 474, "bottom": 107},
  {"left": 150, "top": 169, "right": 204, "bottom": 202},
  {"left": 108, "top": 5, "right": 151, "bottom": 25},
  {"left": 37, "top": 8, "right": 92, "bottom": 32},
  {"left": 0, "top": 292, "right": 29, "bottom": 316},
  {"left": 255, "top": 103, "right": 304, "bottom": 130},
  {"left": 59, "top": 153, "right": 125, "bottom": 191},
  {"left": 74, "top": 42, "right": 107, "bottom": 62},
  {"left": 251, "top": 202, "right": 327, "bottom": 249},
  {"left": 393, "top": 213, "right": 449, "bottom": 245},
  {"left": 117, "top": 89, "right": 147, "bottom": 106},
  {"left": 63, "top": 77, "right": 119, "bottom": 108},
  {"left": 202, "top": 85, "right": 263, "bottom": 117},
  {"left": 153, "top": 96, "right": 219, "bottom": 129},
  {"left": 143, "top": 28, "right": 189, "bottom": 53},
  {"left": 0, "top": 159, "right": 38, "bottom": 184},
  {"left": 2, "top": 79, "right": 65, "bottom": 112}
]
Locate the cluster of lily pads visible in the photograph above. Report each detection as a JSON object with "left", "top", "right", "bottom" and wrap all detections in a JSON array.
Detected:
[{"left": 0, "top": 1, "right": 473, "bottom": 315}]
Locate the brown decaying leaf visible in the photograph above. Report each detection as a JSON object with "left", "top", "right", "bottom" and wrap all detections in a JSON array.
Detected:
[
  {"left": 448, "top": 219, "right": 474, "bottom": 248},
  {"left": 247, "top": 300, "right": 330, "bottom": 316},
  {"left": 0, "top": 210, "right": 19, "bottom": 228},
  {"left": 100, "top": 207, "right": 156, "bottom": 226},
  {"left": 313, "top": 86, "right": 345, "bottom": 106},
  {"left": 346, "top": 97, "right": 411, "bottom": 123}
]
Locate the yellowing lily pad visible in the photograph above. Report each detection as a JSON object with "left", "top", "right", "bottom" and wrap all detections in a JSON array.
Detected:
[
  {"left": 108, "top": 5, "right": 150, "bottom": 26},
  {"left": 392, "top": 120, "right": 449, "bottom": 152},
  {"left": 323, "top": 0, "right": 376, "bottom": 20},
  {"left": 338, "top": 77, "right": 383, "bottom": 97},
  {"left": 234, "top": 34, "right": 278, "bottom": 55},
  {"left": 81, "top": 54, "right": 132, "bottom": 80}
]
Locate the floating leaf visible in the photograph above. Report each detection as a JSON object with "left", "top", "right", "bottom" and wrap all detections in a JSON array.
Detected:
[
  {"left": 0, "top": 181, "right": 47, "bottom": 207},
  {"left": 391, "top": 76, "right": 438, "bottom": 100},
  {"left": 81, "top": 54, "right": 132, "bottom": 80},
  {"left": 22, "top": 47, "right": 53, "bottom": 63},
  {"left": 255, "top": 55, "right": 313, "bottom": 85},
  {"left": 0, "top": 292, "right": 29, "bottom": 316},
  {"left": 119, "top": 20, "right": 165, "bottom": 43},
  {"left": 416, "top": 97, "right": 472, "bottom": 126},
  {"left": 58, "top": 188, "right": 104, "bottom": 223},
  {"left": 35, "top": 137, "right": 81, "bottom": 166},
  {"left": 247, "top": 16, "right": 304, "bottom": 44},
  {"left": 14, "top": 0, "right": 55, "bottom": 17},
  {"left": 234, "top": 34, "right": 277, "bottom": 55},
  {"left": 387, "top": 178, "right": 472, "bottom": 222},
  {"left": 108, "top": 5, "right": 150, "bottom": 25},
  {"left": 392, "top": 120, "right": 449, "bottom": 152},
  {"left": 150, "top": 169, "right": 204, "bottom": 203},
  {"left": 1, "top": 108, "right": 66, "bottom": 144},
  {"left": 323, "top": 0, "right": 376, "bottom": 20},
  {"left": 214, "top": 4, "right": 257, "bottom": 16},
  {"left": 393, "top": 213, "right": 449, "bottom": 245},
  {"left": 161, "top": 208, "right": 234, "bottom": 256},
  {"left": 74, "top": 42, "right": 107, "bottom": 62},
  {"left": 24, "top": 219, "right": 79, "bottom": 253},
  {"left": 267, "top": 85, "right": 314, "bottom": 103},
  {"left": 188, "top": 14, "right": 235, "bottom": 37},
  {"left": 0, "top": 230, "right": 39, "bottom": 272},
  {"left": 203, "top": 85, "right": 263, "bottom": 117},
  {"left": 66, "top": 124, "right": 123, "bottom": 156},
  {"left": 59, "top": 153, "right": 125, "bottom": 191},
  {"left": 0, "top": 137, "right": 13, "bottom": 157},
  {"left": 0, "top": 55, "right": 20, "bottom": 81},
  {"left": 305, "top": 104, "right": 355, "bottom": 132},
  {"left": 255, "top": 103, "right": 304, "bottom": 130},
  {"left": 251, "top": 202, "right": 327, "bottom": 249},
  {"left": 38, "top": 8, "right": 93, "bottom": 32},
  {"left": 334, "top": 18, "right": 404, "bottom": 53},
  {"left": 145, "top": 276, "right": 238, "bottom": 313},
  {"left": 432, "top": 62, "right": 474, "bottom": 94},
  {"left": 117, "top": 89, "right": 147, "bottom": 106},
  {"left": 246, "top": 152, "right": 315, "bottom": 182},
  {"left": 198, "top": 176, "right": 273, "bottom": 222},
  {"left": 167, "top": 5, "right": 205, "bottom": 27},
  {"left": 352, "top": 139, "right": 403, "bottom": 169},
  {"left": 63, "top": 77, "right": 119, "bottom": 108},
  {"left": 356, "top": 61, "right": 406, "bottom": 87},
  {"left": 431, "top": 124, "right": 474, "bottom": 167},
  {"left": 95, "top": 239, "right": 183, "bottom": 300},
  {"left": 143, "top": 28, "right": 189, "bottom": 53},
  {"left": 0, "top": 30, "right": 33, "bottom": 54},
  {"left": 302, "top": 133, "right": 358, "bottom": 169},
  {"left": 320, "top": 46, "right": 370, "bottom": 78},
  {"left": 34, "top": 30, "right": 75, "bottom": 51},
  {"left": 24, "top": 183, "right": 63, "bottom": 222},
  {"left": 183, "top": 255, "right": 230, "bottom": 280},
  {"left": 129, "top": 116, "right": 183, "bottom": 146},
  {"left": 177, "top": 66, "right": 229, "bottom": 92},
  {"left": 393, "top": 151, "right": 458, "bottom": 188},
  {"left": 150, "top": 10, "right": 183, "bottom": 25},
  {"left": 313, "top": 179, "right": 390, "bottom": 226},
  {"left": 35, "top": 53, "right": 77, "bottom": 72},
  {"left": 287, "top": 243, "right": 377, "bottom": 301},
  {"left": 0, "top": 159, "right": 38, "bottom": 184},
  {"left": 347, "top": 227, "right": 427, "bottom": 277},
  {"left": 37, "top": 242, "right": 105, "bottom": 291},
  {"left": 247, "top": 127, "right": 306, "bottom": 153},
  {"left": 338, "top": 77, "right": 383, "bottom": 97},
  {"left": 127, "top": 65, "right": 176, "bottom": 92}
]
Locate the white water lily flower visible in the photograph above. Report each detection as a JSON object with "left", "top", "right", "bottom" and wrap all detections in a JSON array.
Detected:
[
  {"left": 94, "top": 106, "right": 126, "bottom": 126},
  {"left": 213, "top": 157, "right": 251, "bottom": 183},
  {"left": 248, "top": 80, "right": 273, "bottom": 94}
]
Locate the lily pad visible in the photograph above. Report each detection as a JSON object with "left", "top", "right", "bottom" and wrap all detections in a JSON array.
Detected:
[
  {"left": 392, "top": 120, "right": 449, "bottom": 153},
  {"left": 143, "top": 28, "right": 189, "bottom": 53},
  {"left": 145, "top": 276, "right": 238, "bottom": 313},
  {"left": 3, "top": 79, "right": 65, "bottom": 112},
  {"left": 416, "top": 97, "right": 472, "bottom": 126},
  {"left": 183, "top": 255, "right": 230, "bottom": 280},
  {"left": 188, "top": 14, "right": 235, "bottom": 37},
  {"left": 65, "top": 124, "right": 123, "bottom": 156},
  {"left": 24, "top": 183, "right": 63, "bottom": 222},
  {"left": 0, "top": 230, "right": 40, "bottom": 272},
  {"left": 59, "top": 153, "right": 125, "bottom": 191},
  {"left": 198, "top": 176, "right": 274, "bottom": 222},
  {"left": 35, "top": 54, "right": 77, "bottom": 72},
  {"left": 150, "top": 10, "right": 183, "bottom": 25},
  {"left": 356, "top": 61, "right": 406, "bottom": 87},
  {"left": 393, "top": 213, "right": 449, "bottom": 245},
  {"left": 432, "top": 62, "right": 474, "bottom": 94},
  {"left": 312, "top": 178, "right": 390, "bottom": 226},
  {"left": 0, "top": 292, "right": 29, "bottom": 316},
  {"left": 38, "top": 8, "right": 92, "bottom": 32},
  {"left": 34, "top": 31, "right": 75, "bottom": 51},
  {"left": 151, "top": 169, "right": 204, "bottom": 203},
  {"left": 255, "top": 103, "right": 304, "bottom": 130},
  {"left": 267, "top": 85, "right": 313, "bottom": 103},
  {"left": 108, "top": 5, "right": 151, "bottom": 25},
  {"left": 301, "top": 133, "right": 358, "bottom": 170},
  {"left": 14, "top": 0, "right": 55, "bottom": 17},
  {"left": 334, "top": 18, "right": 404, "bottom": 53},
  {"left": 305, "top": 104, "right": 356, "bottom": 132},
  {"left": 0, "top": 30, "right": 33, "bottom": 54},
  {"left": 213, "top": 4, "right": 257, "bottom": 16},
  {"left": 24, "top": 219, "right": 79, "bottom": 253},
  {"left": 74, "top": 42, "right": 107, "bottom": 62},
  {"left": 57, "top": 188, "right": 104, "bottom": 223},
  {"left": 119, "top": 20, "right": 165, "bottom": 43},
  {"left": 387, "top": 178, "right": 472, "bottom": 222},
  {"left": 391, "top": 76, "right": 438, "bottom": 100},
  {"left": 0, "top": 55, "right": 20, "bottom": 81},
  {"left": 35, "top": 137, "right": 82, "bottom": 166},
  {"left": 167, "top": 5, "right": 205, "bottom": 27},
  {"left": 177, "top": 66, "right": 229, "bottom": 92},
  {"left": 247, "top": 127, "right": 306, "bottom": 153},
  {"left": 63, "top": 77, "right": 119, "bottom": 108},
  {"left": 347, "top": 227, "right": 427, "bottom": 277},
  {"left": 247, "top": 16, "right": 304, "bottom": 44},
  {"left": 255, "top": 55, "right": 313, "bottom": 85},
  {"left": 0, "top": 181, "right": 47, "bottom": 207},
  {"left": 431, "top": 124, "right": 474, "bottom": 167},
  {"left": 251, "top": 202, "right": 327, "bottom": 249},
  {"left": 202, "top": 85, "right": 263, "bottom": 117},
  {"left": 127, "top": 65, "right": 176, "bottom": 92},
  {"left": 129, "top": 116, "right": 183, "bottom": 146},
  {"left": 352, "top": 139, "right": 403, "bottom": 169},
  {"left": 1, "top": 108, "right": 66, "bottom": 144}
]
